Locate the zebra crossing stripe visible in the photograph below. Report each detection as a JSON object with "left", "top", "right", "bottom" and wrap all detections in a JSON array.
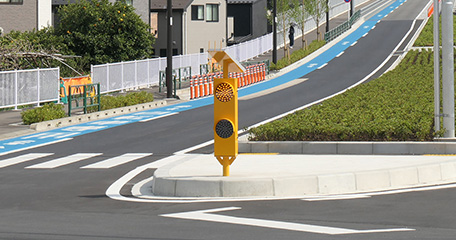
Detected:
[
  {"left": 0, "top": 153, "right": 54, "bottom": 168},
  {"left": 25, "top": 153, "right": 102, "bottom": 169},
  {"left": 80, "top": 153, "right": 153, "bottom": 169}
]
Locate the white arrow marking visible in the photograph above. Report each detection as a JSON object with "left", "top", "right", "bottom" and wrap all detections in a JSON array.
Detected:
[
  {"left": 342, "top": 41, "right": 350, "bottom": 45},
  {"left": 307, "top": 63, "right": 318, "bottom": 68},
  {"left": 161, "top": 207, "right": 415, "bottom": 235}
]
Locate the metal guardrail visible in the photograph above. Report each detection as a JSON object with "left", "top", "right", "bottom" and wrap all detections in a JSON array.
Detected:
[
  {"left": 324, "top": 10, "right": 361, "bottom": 42},
  {"left": 67, "top": 83, "right": 101, "bottom": 116}
]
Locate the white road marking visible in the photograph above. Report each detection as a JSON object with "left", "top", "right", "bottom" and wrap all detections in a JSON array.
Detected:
[
  {"left": 81, "top": 153, "right": 153, "bottom": 169},
  {"left": 342, "top": 41, "right": 350, "bottom": 45},
  {"left": 350, "top": 41, "right": 358, "bottom": 47},
  {"left": 362, "top": 33, "right": 368, "bottom": 38},
  {"left": 0, "top": 153, "right": 54, "bottom": 168},
  {"left": 336, "top": 51, "right": 344, "bottom": 57},
  {"left": 105, "top": 155, "right": 188, "bottom": 203},
  {"left": 317, "top": 63, "right": 328, "bottom": 69},
  {"left": 140, "top": 112, "right": 178, "bottom": 122},
  {"left": 161, "top": 207, "right": 414, "bottom": 235},
  {"left": 307, "top": 63, "right": 318, "bottom": 68},
  {"left": 302, "top": 194, "right": 371, "bottom": 201},
  {"left": 26, "top": 153, "right": 102, "bottom": 169},
  {"left": 0, "top": 138, "right": 73, "bottom": 157}
]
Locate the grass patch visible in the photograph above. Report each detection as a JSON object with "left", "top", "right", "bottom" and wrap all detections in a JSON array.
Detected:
[{"left": 249, "top": 50, "right": 445, "bottom": 141}]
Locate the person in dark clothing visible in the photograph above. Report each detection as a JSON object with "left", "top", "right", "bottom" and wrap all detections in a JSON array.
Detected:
[{"left": 289, "top": 24, "right": 295, "bottom": 48}]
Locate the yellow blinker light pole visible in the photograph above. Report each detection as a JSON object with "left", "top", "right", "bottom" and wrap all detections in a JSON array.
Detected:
[{"left": 209, "top": 50, "right": 245, "bottom": 176}]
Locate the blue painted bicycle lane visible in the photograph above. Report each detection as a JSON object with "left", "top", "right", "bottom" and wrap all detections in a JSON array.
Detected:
[{"left": 0, "top": 0, "right": 406, "bottom": 156}]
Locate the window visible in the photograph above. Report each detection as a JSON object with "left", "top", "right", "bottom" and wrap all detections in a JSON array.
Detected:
[
  {"left": 191, "top": 5, "right": 204, "bottom": 21},
  {"left": 206, "top": 4, "right": 219, "bottom": 22},
  {"left": 0, "top": 0, "right": 23, "bottom": 3},
  {"left": 116, "top": 0, "right": 132, "bottom": 5}
]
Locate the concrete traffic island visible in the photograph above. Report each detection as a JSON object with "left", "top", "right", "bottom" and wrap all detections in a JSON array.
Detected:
[{"left": 150, "top": 154, "right": 456, "bottom": 198}]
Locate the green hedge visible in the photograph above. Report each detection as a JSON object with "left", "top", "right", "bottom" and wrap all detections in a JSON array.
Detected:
[
  {"left": 414, "top": 15, "right": 456, "bottom": 46},
  {"left": 249, "top": 50, "right": 444, "bottom": 141},
  {"left": 96, "top": 91, "right": 154, "bottom": 111},
  {"left": 21, "top": 103, "right": 66, "bottom": 125},
  {"left": 270, "top": 40, "right": 326, "bottom": 70},
  {"left": 21, "top": 91, "right": 154, "bottom": 124}
]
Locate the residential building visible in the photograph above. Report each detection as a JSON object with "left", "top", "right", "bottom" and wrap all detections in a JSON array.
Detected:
[
  {"left": 227, "top": 0, "right": 268, "bottom": 45},
  {"left": 0, "top": 0, "right": 52, "bottom": 34},
  {"left": 151, "top": 0, "right": 227, "bottom": 56}
]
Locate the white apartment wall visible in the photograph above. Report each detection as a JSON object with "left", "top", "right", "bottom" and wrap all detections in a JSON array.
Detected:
[
  {"left": 184, "top": 0, "right": 227, "bottom": 54},
  {"left": 38, "top": 0, "right": 52, "bottom": 30}
]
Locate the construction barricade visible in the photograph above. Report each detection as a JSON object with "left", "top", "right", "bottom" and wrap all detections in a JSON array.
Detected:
[
  {"left": 60, "top": 75, "right": 94, "bottom": 103},
  {"left": 189, "top": 63, "right": 268, "bottom": 100}
]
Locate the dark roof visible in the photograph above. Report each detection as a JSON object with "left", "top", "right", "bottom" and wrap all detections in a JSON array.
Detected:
[{"left": 150, "top": 0, "right": 194, "bottom": 10}]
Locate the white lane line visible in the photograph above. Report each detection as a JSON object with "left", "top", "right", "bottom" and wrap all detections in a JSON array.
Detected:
[
  {"left": 174, "top": 140, "right": 214, "bottom": 155},
  {"left": 161, "top": 207, "right": 414, "bottom": 235},
  {"left": 0, "top": 153, "right": 54, "bottom": 168},
  {"left": 350, "top": 41, "right": 358, "bottom": 47},
  {"left": 362, "top": 33, "right": 368, "bottom": 38},
  {"left": 0, "top": 138, "right": 72, "bottom": 157},
  {"left": 26, "top": 153, "right": 102, "bottom": 169},
  {"left": 302, "top": 194, "right": 371, "bottom": 201},
  {"left": 317, "top": 63, "right": 328, "bottom": 70},
  {"left": 140, "top": 113, "right": 178, "bottom": 122},
  {"left": 106, "top": 155, "right": 188, "bottom": 203},
  {"left": 336, "top": 51, "right": 344, "bottom": 57},
  {"left": 81, "top": 153, "right": 153, "bottom": 169}
]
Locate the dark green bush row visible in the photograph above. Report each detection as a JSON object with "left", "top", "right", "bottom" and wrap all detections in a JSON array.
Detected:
[
  {"left": 96, "top": 91, "right": 154, "bottom": 111},
  {"left": 414, "top": 15, "right": 456, "bottom": 46},
  {"left": 21, "top": 91, "right": 154, "bottom": 124},
  {"left": 21, "top": 103, "right": 66, "bottom": 125},
  {"left": 249, "top": 50, "right": 445, "bottom": 141},
  {"left": 270, "top": 40, "right": 326, "bottom": 70}
]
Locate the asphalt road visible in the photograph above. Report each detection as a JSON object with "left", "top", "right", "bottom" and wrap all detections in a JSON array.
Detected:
[{"left": 1, "top": 0, "right": 452, "bottom": 239}]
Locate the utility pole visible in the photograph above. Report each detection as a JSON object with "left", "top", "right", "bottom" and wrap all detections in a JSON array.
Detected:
[
  {"left": 350, "top": 0, "right": 354, "bottom": 17},
  {"left": 272, "top": 0, "right": 277, "bottom": 64},
  {"left": 166, "top": 0, "right": 173, "bottom": 98},
  {"left": 434, "top": 0, "right": 440, "bottom": 132},
  {"left": 442, "top": 0, "right": 454, "bottom": 137},
  {"left": 326, "top": 0, "right": 330, "bottom": 32}
]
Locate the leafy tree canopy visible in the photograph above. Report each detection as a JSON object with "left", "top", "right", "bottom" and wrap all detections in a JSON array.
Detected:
[{"left": 56, "top": 0, "right": 155, "bottom": 67}]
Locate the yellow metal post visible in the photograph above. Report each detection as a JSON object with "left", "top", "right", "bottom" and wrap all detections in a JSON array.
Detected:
[{"left": 209, "top": 50, "right": 245, "bottom": 176}]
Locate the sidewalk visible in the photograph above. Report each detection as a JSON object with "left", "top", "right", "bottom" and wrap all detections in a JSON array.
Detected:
[{"left": 144, "top": 154, "right": 456, "bottom": 198}]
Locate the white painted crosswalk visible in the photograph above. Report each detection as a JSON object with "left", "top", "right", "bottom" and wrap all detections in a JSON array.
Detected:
[
  {"left": 80, "top": 153, "right": 153, "bottom": 169},
  {"left": 0, "top": 153, "right": 54, "bottom": 168},
  {"left": 0, "top": 153, "right": 153, "bottom": 170},
  {"left": 26, "top": 153, "right": 103, "bottom": 169}
]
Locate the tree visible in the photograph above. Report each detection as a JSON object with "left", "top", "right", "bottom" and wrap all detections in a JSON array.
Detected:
[
  {"left": 55, "top": 0, "right": 155, "bottom": 68},
  {"left": 292, "top": 0, "right": 311, "bottom": 49},
  {"left": 0, "top": 28, "right": 79, "bottom": 74},
  {"left": 273, "top": 0, "right": 300, "bottom": 60},
  {"left": 305, "top": 0, "right": 328, "bottom": 41}
]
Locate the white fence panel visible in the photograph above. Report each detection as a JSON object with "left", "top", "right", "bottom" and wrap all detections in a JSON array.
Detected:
[{"left": 0, "top": 68, "right": 59, "bottom": 109}]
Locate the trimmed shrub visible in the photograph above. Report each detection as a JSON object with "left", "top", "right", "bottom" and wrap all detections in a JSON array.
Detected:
[
  {"left": 270, "top": 40, "right": 326, "bottom": 70},
  {"left": 21, "top": 103, "right": 66, "bottom": 125},
  {"left": 249, "top": 50, "right": 445, "bottom": 141}
]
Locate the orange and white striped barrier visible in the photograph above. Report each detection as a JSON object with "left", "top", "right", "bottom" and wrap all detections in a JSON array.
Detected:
[{"left": 188, "top": 66, "right": 267, "bottom": 99}]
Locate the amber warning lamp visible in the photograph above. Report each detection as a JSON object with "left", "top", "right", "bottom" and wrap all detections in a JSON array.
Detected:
[{"left": 208, "top": 50, "right": 245, "bottom": 176}]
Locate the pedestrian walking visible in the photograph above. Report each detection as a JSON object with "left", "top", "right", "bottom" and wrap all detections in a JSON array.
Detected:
[{"left": 289, "top": 24, "right": 295, "bottom": 49}]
